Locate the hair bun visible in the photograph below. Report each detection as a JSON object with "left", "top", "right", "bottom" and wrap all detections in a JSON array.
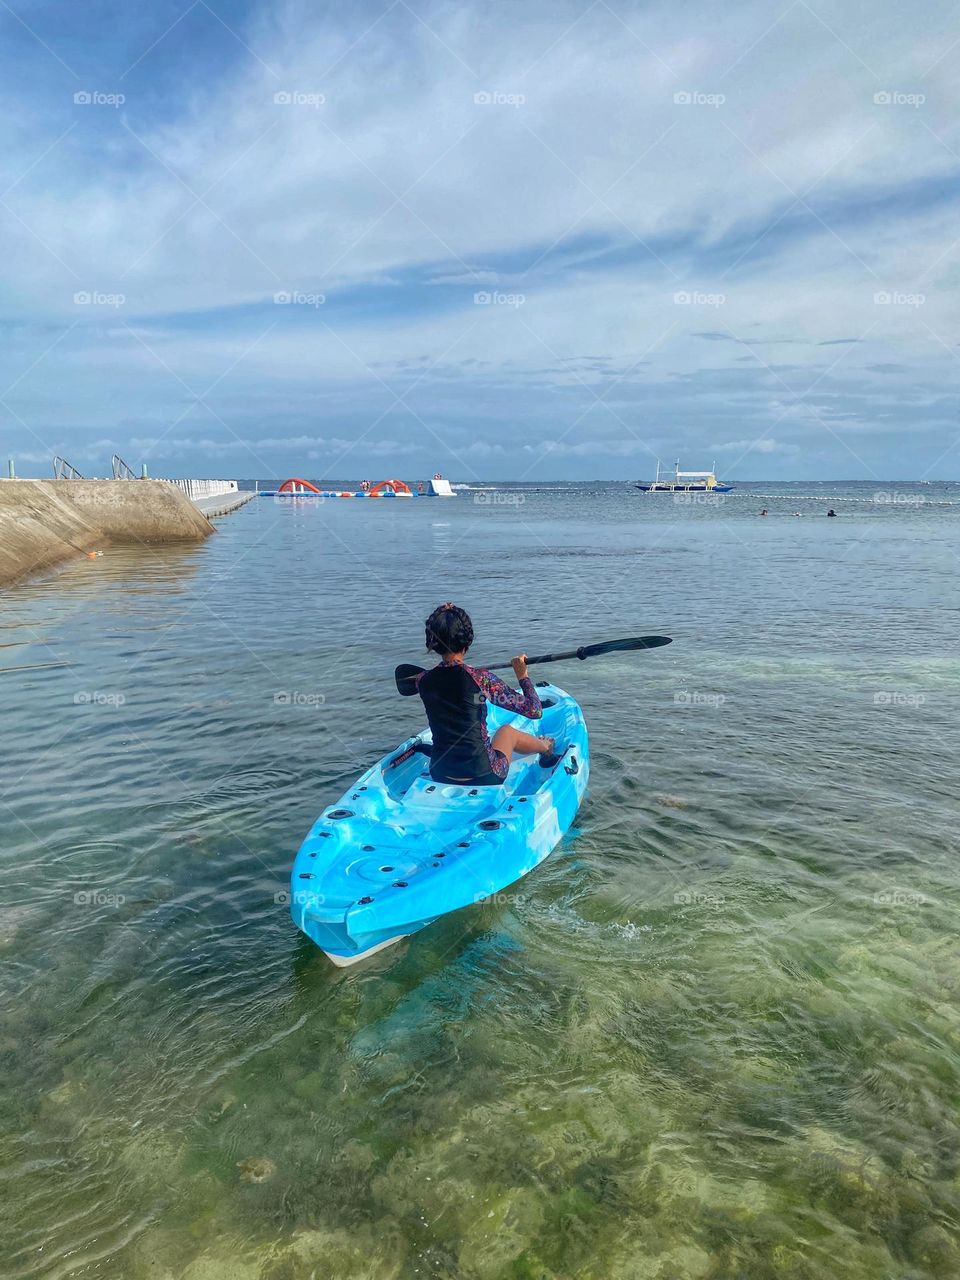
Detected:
[{"left": 424, "top": 602, "right": 473, "bottom": 655}]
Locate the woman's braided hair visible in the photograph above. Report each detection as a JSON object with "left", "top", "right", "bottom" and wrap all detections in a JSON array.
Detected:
[{"left": 425, "top": 602, "right": 474, "bottom": 655}]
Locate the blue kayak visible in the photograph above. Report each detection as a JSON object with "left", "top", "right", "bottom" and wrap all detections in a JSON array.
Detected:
[{"left": 289, "top": 681, "right": 589, "bottom": 965}]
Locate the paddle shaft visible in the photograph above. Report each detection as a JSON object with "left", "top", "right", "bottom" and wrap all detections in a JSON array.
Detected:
[
  {"left": 483, "top": 647, "right": 589, "bottom": 672},
  {"left": 394, "top": 635, "right": 671, "bottom": 694}
]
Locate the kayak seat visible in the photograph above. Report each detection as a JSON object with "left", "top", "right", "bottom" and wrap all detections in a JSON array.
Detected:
[{"left": 429, "top": 767, "right": 502, "bottom": 787}]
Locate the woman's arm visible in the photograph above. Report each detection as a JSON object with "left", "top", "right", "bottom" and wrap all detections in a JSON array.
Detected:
[{"left": 468, "top": 656, "right": 542, "bottom": 719}]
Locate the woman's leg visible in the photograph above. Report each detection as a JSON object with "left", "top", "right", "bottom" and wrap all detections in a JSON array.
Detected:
[{"left": 491, "top": 724, "right": 554, "bottom": 764}]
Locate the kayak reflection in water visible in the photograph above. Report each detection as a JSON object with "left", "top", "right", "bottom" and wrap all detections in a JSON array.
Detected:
[{"left": 415, "top": 603, "right": 557, "bottom": 786}]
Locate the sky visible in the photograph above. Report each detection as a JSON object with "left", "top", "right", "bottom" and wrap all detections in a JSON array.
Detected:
[{"left": 1, "top": 0, "right": 958, "bottom": 481}]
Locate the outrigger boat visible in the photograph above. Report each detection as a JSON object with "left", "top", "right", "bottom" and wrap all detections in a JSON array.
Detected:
[{"left": 635, "top": 460, "right": 732, "bottom": 493}]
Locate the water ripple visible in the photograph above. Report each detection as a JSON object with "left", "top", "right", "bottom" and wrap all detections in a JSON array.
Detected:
[{"left": 1, "top": 489, "right": 959, "bottom": 1278}]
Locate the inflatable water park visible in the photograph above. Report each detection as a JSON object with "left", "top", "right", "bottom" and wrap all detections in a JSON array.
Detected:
[{"left": 258, "top": 474, "right": 456, "bottom": 498}]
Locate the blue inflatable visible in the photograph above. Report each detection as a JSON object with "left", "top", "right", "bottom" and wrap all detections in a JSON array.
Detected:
[{"left": 290, "top": 682, "right": 589, "bottom": 964}]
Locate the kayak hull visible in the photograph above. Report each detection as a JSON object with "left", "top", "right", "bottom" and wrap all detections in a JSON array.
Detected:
[
  {"left": 323, "top": 933, "right": 407, "bottom": 966},
  {"left": 290, "top": 682, "right": 588, "bottom": 964}
]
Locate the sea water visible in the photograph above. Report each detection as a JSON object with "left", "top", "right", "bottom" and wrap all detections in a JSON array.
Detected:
[{"left": 1, "top": 481, "right": 958, "bottom": 1279}]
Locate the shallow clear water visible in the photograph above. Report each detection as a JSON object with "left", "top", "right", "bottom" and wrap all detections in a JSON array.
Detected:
[{"left": 2, "top": 481, "right": 959, "bottom": 1279}]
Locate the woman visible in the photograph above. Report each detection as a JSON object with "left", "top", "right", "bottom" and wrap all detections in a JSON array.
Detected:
[{"left": 416, "top": 603, "right": 557, "bottom": 785}]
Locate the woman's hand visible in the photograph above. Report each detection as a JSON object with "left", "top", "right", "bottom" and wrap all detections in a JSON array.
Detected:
[{"left": 512, "top": 653, "right": 529, "bottom": 680}]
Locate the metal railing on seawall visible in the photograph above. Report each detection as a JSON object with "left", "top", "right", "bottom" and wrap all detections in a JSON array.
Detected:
[
  {"left": 6, "top": 460, "right": 247, "bottom": 518},
  {"left": 164, "top": 479, "right": 239, "bottom": 500},
  {"left": 53, "top": 456, "right": 84, "bottom": 480}
]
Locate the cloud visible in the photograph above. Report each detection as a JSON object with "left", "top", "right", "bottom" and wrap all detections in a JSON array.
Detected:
[
  {"left": 1, "top": 0, "right": 960, "bottom": 477},
  {"left": 715, "top": 438, "right": 798, "bottom": 455}
]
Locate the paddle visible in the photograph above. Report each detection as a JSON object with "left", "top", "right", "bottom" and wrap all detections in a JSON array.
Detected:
[{"left": 395, "top": 634, "right": 672, "bottom": 695}]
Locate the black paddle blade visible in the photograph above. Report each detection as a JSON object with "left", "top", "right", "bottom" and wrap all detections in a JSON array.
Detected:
[
  {"left": 577, "top": 635, "right": 672, "bottom": 658},
  {"left": 395, "top": 663, "right": 425, "bottom": 695}
]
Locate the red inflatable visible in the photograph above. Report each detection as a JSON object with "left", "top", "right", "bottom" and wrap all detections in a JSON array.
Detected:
[
  {"left": 278, "top": 477, "right": 323, "bottom": 494},
  {"left": 368, "top": 479, "right": 412, "bottom": 497}
]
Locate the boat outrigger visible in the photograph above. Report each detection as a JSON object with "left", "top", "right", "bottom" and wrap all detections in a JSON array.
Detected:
[{"left": 635, "top": 460, "right": 732, "bottom": 493}]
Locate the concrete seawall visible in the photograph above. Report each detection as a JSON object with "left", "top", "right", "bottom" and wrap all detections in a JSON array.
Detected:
[{"left": 0, "top": 480, "right": 215, "bottom": 588}]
